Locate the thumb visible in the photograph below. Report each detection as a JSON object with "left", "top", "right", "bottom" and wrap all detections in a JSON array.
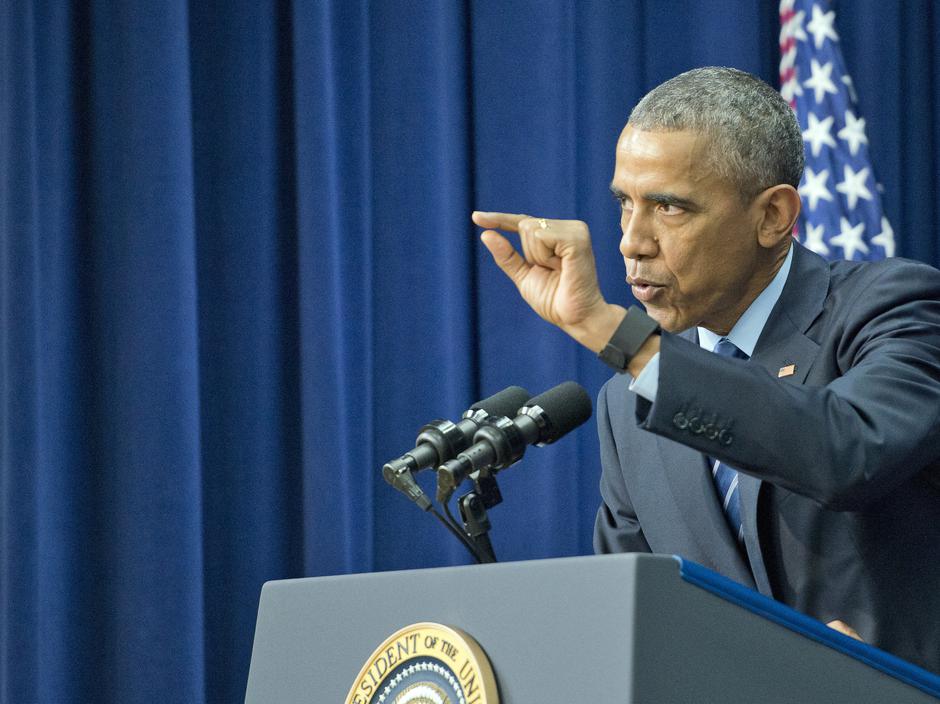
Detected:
[{"left": 481, "top": 231, "right": 530, "bottom": 288}]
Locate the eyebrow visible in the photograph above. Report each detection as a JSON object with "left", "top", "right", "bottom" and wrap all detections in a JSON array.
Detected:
[{"left": 609, "top": 184, "right": 701, "bottom": 212}]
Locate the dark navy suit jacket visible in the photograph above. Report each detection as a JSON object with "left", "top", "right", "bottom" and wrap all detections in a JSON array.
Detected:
[{"left": 594, "top": 242, "right": 940, "bottom": 673}]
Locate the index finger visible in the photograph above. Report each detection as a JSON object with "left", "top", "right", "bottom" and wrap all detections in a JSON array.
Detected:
[{"left": 472, "top": 211, "right": 528, "bottom": 232}]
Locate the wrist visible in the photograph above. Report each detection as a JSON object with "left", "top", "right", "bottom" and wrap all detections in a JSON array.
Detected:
[
  {"left": 567, "top": 304, "right": 628, "bottom": 353},
  {"left": 626, "top": 333, "right": 661, "bottom": 378}
]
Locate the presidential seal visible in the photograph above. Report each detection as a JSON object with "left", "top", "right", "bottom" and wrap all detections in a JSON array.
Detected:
[{"left": 345, "top": 622, "right": 499, "bottom": 704}]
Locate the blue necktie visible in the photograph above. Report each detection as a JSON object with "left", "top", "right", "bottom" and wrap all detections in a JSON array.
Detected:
[{"left": 708, "top": 338, "right": 748, "bottom": 545}]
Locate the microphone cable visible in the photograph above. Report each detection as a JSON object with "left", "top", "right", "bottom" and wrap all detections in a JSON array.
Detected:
[{"left": 432, "top": 503, "right": 486, "bottom": 563}]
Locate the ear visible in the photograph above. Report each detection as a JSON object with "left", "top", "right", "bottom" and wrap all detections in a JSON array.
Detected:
[{"left": 755, "top": 185, "right": 801, "bottom": 249}]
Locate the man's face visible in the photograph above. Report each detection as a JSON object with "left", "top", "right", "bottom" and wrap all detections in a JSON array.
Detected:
[{"left": 611, "top": 125, "right": 768, "bottom": 334}]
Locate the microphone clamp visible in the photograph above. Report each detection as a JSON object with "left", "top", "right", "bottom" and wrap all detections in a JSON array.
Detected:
[{"left": 382, "top": 462, "right": 432, "bottom": 511}]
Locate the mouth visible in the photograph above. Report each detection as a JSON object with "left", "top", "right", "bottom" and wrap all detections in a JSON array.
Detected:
[{"left": 627, "top": 278, "right": 665, "bottom": 303}]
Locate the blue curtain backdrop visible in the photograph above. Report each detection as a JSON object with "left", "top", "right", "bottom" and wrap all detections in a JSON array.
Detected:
[{"left": 1, "top": 1, "right": 938, "bottom": 702}]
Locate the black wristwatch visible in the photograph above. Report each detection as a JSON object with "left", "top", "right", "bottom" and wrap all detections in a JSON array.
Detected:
[{"left": 597, "top": 305, "right": 660, "bottom": 373}]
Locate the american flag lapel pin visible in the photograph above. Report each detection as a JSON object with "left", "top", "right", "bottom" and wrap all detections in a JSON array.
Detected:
[{"left": 778, "top": 363, "right": 796, "bottom": 378}]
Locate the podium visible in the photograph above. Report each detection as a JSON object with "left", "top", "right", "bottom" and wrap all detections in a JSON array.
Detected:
[{"left": 244, "top": 553, "right": 940, "bottom": 703}]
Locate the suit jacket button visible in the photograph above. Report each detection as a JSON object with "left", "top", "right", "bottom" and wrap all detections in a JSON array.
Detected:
[
  {"left": 718, "top": 429, "right": 734, "bottom": 446},
  {"left": 704, "top": 424, "right": 718, "bottom": 440},
  {"left": 673, "top": 412, "right": 688, "bottom": 429},
  {"left": 688, "top": 416, "right": 703, "bottom": 434}
]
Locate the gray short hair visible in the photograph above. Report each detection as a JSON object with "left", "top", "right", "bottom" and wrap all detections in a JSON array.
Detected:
[{"left": 628, "top": 67, "right": 804, "bottom": 199}]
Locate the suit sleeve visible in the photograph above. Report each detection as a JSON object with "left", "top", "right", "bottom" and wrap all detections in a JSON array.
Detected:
[
  {"left": 638, "top": 261, "right": 940, "bottom": 511},
  {"left": 594, "top": 379, "right": 652, "bottom": 554}
]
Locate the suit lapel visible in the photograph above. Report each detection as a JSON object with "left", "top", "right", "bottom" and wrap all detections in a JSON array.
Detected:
[
  {"left": 751, "top": 242, "right": 828, "bottom": 382},
  {"left": 739, "top": 243, "right": 830, "bottom": 597},
  {"left": 653, "top": 328, "right": 756, "bottom": 587},
  {"left": 736, "top": 473, "right": 770, "bottom": 594},
  {"left": 654, "top": 433, "right": 757, "bottom": 587},
  {"left": 750, "top": 308, "right": 821, "bottom": 384}
]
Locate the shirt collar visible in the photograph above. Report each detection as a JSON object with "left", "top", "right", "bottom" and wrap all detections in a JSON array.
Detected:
[{"left": 697, "top": 243, "right": 794, "bottom": 356}]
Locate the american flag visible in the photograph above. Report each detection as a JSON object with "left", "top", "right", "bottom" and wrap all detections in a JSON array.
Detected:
[{"left": 779, "top": 0, "right": 894, "bottom": 260}]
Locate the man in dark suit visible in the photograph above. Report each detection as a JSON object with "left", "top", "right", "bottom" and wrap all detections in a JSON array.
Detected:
[{"left": 472, "top": 67, "right": 940, "bottom": 673}]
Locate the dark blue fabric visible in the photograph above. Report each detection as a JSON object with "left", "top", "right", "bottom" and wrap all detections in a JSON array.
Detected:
[{"left": 1, "top": 1, "right": 938, "bottom": 702}]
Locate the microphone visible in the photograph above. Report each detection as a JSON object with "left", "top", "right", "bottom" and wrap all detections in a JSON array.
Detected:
[
  {"left": 436, "top": 381, "right": 592, "bottom": 502},
  {"left": 383, "top": 385, "right": 532, "bottom": 509}
]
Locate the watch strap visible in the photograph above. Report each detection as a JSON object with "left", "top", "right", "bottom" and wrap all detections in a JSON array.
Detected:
[{"left": 598, "top": 305, "right": 660, "bottom": 372}]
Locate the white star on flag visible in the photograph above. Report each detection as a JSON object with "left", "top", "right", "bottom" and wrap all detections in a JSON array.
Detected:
[
  {"left": 802, "top": 113, "right": 836, "bottom": 156},
  {"left": 781, "top": 69, "right": 805, "bottom": 102},
  {"left": 779, "top": 3, "right": 808, "bottom": 46},
  {"left": 799, "top": 167, "right": 834, "bottom": 210},
  {"left": 841, "top": 74, "right": 858, "bottom": 103},
  {"left": 806, "top": 3, "right": 839, "bottom": 48},
  {"left": 804, "top": 222, "right": 830, "bottom": 256},
  {"left": 837, "top": 110, "right": 868, "bottom": 156},
  {"left": 835, "top": 164, "right": 873, "bottom": 210},
  {"left": 803, "top": 58, "right": 838, "bottom": 103},
  {"left": 871, "top": 217, "right": 896, "bottom": 257},
  {"left": 778, "top": 1, "right": 805, "bottom": 126},
  {"left": 787, "top": 9, "right": 807, "bottom": 42},
  {"left": 829, "top": 217, "right": 868, "bottom": 259}
]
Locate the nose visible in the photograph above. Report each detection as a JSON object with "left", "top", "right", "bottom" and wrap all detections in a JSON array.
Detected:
[{"left": 618, "top": 208, "right": 659, "bottom": 260}]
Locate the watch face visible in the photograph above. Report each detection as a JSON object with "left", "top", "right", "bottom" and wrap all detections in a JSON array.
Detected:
[{"left": 599, "top": 344, "right": 628, "bottom": 372}]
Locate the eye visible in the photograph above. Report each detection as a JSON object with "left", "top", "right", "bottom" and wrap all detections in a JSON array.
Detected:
[
  {"left": 658, "top": 203, "right": 684, "bottom": 215},
  {"left": 613, "top": 194, "right": 633, "bottom": 212}
]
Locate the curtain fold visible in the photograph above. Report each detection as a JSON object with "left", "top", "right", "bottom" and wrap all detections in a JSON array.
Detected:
[
  {"left": 2, "top": 4, "right": 41, "bottom": 701},
  {"left": 2, "top": 1, "right": 938, "bottom": 701},
  {"left": 86, "top": 1, "right": 206, "bottom": 702},
  {"left": 292, "top": 0, "right": 378, "bottom": 579}
]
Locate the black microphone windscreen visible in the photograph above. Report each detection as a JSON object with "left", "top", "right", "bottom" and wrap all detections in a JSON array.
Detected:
[
  {"left": 526, "top": 381, "right": 593, "bottom": 441},
  {"left": 468, "top": 385, "right": 531, "bottom": 418}
]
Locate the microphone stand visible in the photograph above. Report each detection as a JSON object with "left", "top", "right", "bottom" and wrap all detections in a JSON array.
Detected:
[{"left": 456, "top": 472, "right": 503, "bottom": 564}]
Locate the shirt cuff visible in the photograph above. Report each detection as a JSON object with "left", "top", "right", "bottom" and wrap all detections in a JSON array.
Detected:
[{"left": 628, "top": 352, "right": 660, "bottom": 402}]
